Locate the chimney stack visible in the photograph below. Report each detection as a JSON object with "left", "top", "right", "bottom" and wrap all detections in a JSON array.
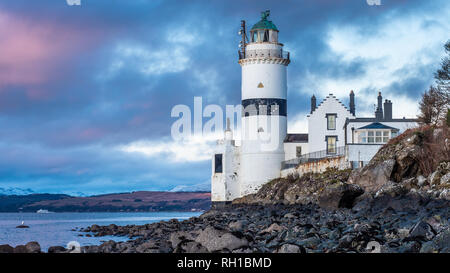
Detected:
[
  {"left": 384, "top": 99, "right": 392, "bottom": 120},
  {"left": 375, "top": 91, "right": 384, "bottom": 120},
  {"left": 311, "top": 95, "right": 316, "bottom": 114},
  {"left": 349, "top": 90, "right": 355, "bottom": 116}
]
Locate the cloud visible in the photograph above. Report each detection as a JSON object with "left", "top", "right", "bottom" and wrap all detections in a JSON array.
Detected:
[{"left": 119, "top": 132, "right": 221, "bottom": 163}]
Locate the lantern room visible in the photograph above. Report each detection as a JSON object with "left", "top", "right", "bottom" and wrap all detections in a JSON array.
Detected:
[{"left": 249, "top": 10, "right": 279, "bottom": 43}]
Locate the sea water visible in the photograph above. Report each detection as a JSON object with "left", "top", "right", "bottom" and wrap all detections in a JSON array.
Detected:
[{"left": 0, "top": 211, "right": 202, "bottom": 251}]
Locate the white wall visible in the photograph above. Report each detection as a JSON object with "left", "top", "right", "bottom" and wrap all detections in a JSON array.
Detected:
[
  {"left": 346, "top": 144, "right": 383, "bottom": 163},
  {"left": 307, "top": 94, "right": 354, "bottom": 154},
  {"left": 211, "top": 139, "right": 241, "bottom": 202},
  {"left": 283, "top": 142, "right": 309, "bottom": 161}
]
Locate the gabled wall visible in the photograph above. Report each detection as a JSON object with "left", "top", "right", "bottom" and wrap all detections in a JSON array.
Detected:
[{"left": 307, "top": 94, "right": 354, "bottom": 154}]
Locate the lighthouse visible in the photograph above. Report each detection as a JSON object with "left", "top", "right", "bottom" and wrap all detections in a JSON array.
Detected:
[
  {"left": 239, "top": 10, "right": 290, "bottom": 195},
  {"left": 211, "top": 10, "right": 290, "bottom": 204}
]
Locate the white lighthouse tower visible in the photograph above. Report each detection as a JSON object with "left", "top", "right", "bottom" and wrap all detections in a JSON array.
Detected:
[
  {"left": 211, "top": 10, "right": 289, "bottom": 205},
  {"left": 239, "top": 10, "right": 290, "bottom": 195}
]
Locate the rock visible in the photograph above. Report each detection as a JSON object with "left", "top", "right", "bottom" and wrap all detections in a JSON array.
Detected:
[
  {"left": 429, "top": 171, "right": 441, "bottom": 187},
  {"left": 420, "top": 241, "right": 438, "bottom": 253},
  {"left": 318, "top": 182, "right": 364, "bottom": 209},
  {"left": 409, "top": 220, "right": 436, "bottom": 241},
  {"left": 375, "top": 182, "right": 408, "bottom": 198},
  {"left": 169, "top": 231, "right": 198, "bottom": 248},
  {"left": 0, "top": 244, "right": 14, "bottom": 253},
  {"left": 397, "top": 228, "right": 410, "bottom": 239},
  {"left": 136, "top": 241, "right": 158, "bottom": 253},
  {"left": 277, "top": 244, "right": 306, "bottom": 253},
  {"left": 177, "top": 241, "right": 208, "bottom": 253},
  {"left": 348, "top": 159, "right": 395, "bottom": 192},
  {"left": 47, "top": 246, "right": 66, "bottom": 253},
  {"left": 195, "top": 227, "right": 248, "bottom": 252},
  {"left": 440, "top": 173, "right": 450, "bottom": 186},
  {"left": 283, "top": 213, "right": 296, "bottom": 219},
  {"left": 99, "top": 240, "right": 116, "bottom": 253},
  {"left": 432, "top": 228, "right": 450, "bottom": 252},
  {"left": 13, "top": 245, "right": 28, "bottom": 253},
  {"left": 298, "top": 237, "right": 321, "bottom": 249},
  {"left": 260, "top": 223, "right": 286, "bottom": 234},
  {"left": 25, "top": 242, "right": 41, "bottom": 253},
  {"left": 228, "top": 220, "right": 247, "bottom": 231},
  {"left": 417, "top": 175, "right": 427, "bottom": 187},
  {"left": 90, "top": 224, "right": 101, "bottom": 232}
]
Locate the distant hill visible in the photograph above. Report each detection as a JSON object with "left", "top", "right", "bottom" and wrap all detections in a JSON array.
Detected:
[
  {"left": 0, "top": 191, "right": 211, "bottom": 212},
  {"left": 0, "top": 193, "right": 70, "bottom": 212}
]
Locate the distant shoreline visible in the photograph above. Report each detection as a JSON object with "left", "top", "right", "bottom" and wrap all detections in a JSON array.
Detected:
[{"left": 0, "top": 191, "right": 211, "bottom": 213}]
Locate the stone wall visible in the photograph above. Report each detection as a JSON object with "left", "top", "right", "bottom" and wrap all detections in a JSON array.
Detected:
[{"left": 281, "top": 155, "right": 351, "bottom": 178}]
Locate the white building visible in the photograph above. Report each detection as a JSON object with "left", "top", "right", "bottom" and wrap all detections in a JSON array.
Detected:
[{"left": 210, "top": 11, "right": 418, "bottom": 205}]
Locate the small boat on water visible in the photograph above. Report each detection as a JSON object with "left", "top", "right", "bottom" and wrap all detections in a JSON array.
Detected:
[
  {"left": 16, "top": 221, "right": 29, "bottom": 229},
  {"left": 36, "top": 209, "right": 53, "bottom": 214}
]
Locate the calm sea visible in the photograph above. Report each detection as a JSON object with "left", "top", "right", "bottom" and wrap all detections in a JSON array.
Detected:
[{"left": 0, "top": 211, "right": 202, "bottom": 251}]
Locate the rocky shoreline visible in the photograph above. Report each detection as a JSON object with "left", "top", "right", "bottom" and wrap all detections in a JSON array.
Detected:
[{"left": 0, "top": 194, "right": 448, "bottom": 253}]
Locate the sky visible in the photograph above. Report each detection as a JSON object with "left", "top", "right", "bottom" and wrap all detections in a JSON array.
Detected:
[{"left": 0, "top": 0, "right": 448, "bottom": 195}]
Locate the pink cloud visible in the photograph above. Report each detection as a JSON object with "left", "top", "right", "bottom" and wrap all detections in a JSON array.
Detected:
[{"left": 0, "top": 11, "right": 101, "bottom": 90}]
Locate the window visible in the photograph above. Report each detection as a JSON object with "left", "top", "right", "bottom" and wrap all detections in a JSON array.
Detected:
[
  {"left": 368, "top": 131, "right": 374, "bottom": 143},
  {"left": 326, "top": 136, "right": 337, "bottom": 154},
  {"left": 358, "top": 131, "right": 367, "bottom": 143},
  {"left": 296, "top": 146, "right": 302, "bottom": 157},
  {"left": 359, "top": 130, "right": 391, "bottom": 143},
  {"left": 375, "top": 131, "right": 382, "bottom": 143},
  {"left": 263, "top": 30, "right": 269, "bottom": 42},
  {"left": 383, "top": 131, "right": 389, "bottom": 142},
  {"left": 214, "top": 154, "right": 223, "bottom": 173},
  {"left": 326, "top": 114, "right": 337, "bottom": 130},
  {"left": 270, "top": 31, "right": 278, "bottom": 43}
]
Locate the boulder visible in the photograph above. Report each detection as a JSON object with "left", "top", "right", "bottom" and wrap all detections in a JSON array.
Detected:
[
  {"left": 136, "top": 241, "right": 159, "bottom": 253},
  {"left": 432, "top": 228, "right": 450, "bottom": 252},
  {"left": 417, "top": 175, "right": 428, "bottom": 187},
  {"left": 228, "top": 220, "right": 247, "bottom": 231},
  {"left": 440, "top": 173, "right": 450, "bottom": 186},
  {"left": 0, "top": 244, "right": 14, "bottom": 253},
  {"left": 169, "top": 231, "right": 198, "bottom": 248},
  {"left": 260, "top": 223, "right": 286, "bottom": 234},
  {"left": 375, "top": 181, "right": 408, "bottom": 198},
  {"left": 348, "top": 159, "right": 395, "bottom": 192},
  {"left": 47, "top": 246, "right": 66, "bottom": 253},
  {"left": 318, "top": 182, "right": 364, "bottom": 209},
  {"left": 277, "top": 244, "right": 305, "bottom": 253},
  {"left": 409, "top": 220, "right": 436, "bottom": 241},
  {"left": 90, "top": 224, "right": 101, "bottom": 232},
  {"left": 13, "top": 245, "right": 28, "bottom": 253},
  {"left": 177, "top": 241, "right": 208, "bottom": 253},
  {"left": 195, "top": 227, "right": 248, "bottom": 252}
]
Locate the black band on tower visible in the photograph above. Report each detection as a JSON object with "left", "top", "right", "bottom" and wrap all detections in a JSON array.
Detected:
[{"left": 242, "top": 98, "right": 287, "bottom": 117}]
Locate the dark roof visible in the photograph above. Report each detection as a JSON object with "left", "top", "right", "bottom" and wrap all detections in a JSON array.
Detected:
[
  {"left": 284, "top": 133, "right": 308, "bottom": 143},
  {"left": 357, "top": 122, "right": 398, "bottom": 130}
]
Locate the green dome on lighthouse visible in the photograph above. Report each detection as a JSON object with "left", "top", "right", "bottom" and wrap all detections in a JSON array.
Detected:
[{"left": 251, "top": 10, "right": 278, "bottom": 31}]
